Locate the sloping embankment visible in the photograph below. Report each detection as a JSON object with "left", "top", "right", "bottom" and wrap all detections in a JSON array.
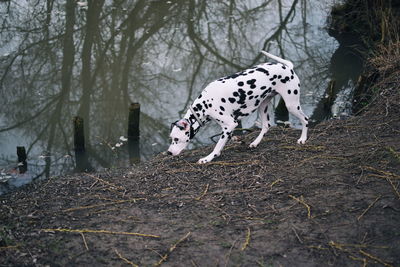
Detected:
[{"left": 1, "top": 46, "right": 400, "bottom": 266}]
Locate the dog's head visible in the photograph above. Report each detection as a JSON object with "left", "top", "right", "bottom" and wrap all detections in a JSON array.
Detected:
[{"left": 167, "top": 119, "right": 191, "bottom": 156}]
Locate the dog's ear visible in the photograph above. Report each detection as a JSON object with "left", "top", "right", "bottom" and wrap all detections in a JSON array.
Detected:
[{"left": 176, "top": 119, "right": 190, "bottom": 131}]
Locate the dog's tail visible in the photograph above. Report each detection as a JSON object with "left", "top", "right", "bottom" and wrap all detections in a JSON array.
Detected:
[{"left": 261, "top": 50, "right": 293, "bottom": 69}]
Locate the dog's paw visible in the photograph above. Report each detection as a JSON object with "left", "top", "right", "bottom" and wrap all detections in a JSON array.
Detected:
[
  {"left": 297, "top": 138, "right": 306, "bottom": 145},
  {"left": 249, "top": 142, "right": 259, "bottom": 148},
  {"left": 198, "top": 157, "right": 210, "bottom": 164},
  {"left": 198, "top": 154, "right": 217, "bottom": 164}
]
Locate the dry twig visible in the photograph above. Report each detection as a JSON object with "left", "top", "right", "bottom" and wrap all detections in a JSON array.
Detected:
[
  {"left": 357, "top": 195, "right": 381, "bottom": 221},
  {"left": 359, "top": 250, "right": 394, "bottom": 267},
  {"left": 115, "top": 249, "right": 139, "bottom": 266},
  {"left": 386, "top": 178, "right": 400, "bottom": 200},
  {"left": 269, "top": 179, "right": 283, "bottom": 189},
  {"left": 0, "top": 245, "right": 19, "bottom": 250},
  {"left": 42, "top": 228, "right": 160, "bottom": 238},
  {"left": 240, "top": 227, "right": 251, "bottom": 251},
  {"left": 80, "top": 232, "right": 89, "bottom": 251},
  {"left": 154, "top": 232, "right": 191, "bottom": 266},
  {"left": 329, "top": 241, "right": 389, "bottom": 250},
  {"left": 85, "top": 173, "right": 126, "bottom": 191},
  {"left": 363, "top": 166, "right": 400, "bottom": 179},
  {"left": 289, "top": 195, "right": 311, "bottom": 218},
  {"left": 349, "top": 256, "right": 368, "bottom": 267},
  {"left": 195, "top": 184, "right": 209, "bottom": 200}
]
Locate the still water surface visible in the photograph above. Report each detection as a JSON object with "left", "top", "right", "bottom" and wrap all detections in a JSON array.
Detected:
[{"left": 0, "top": 0, "right": 345, "bottom": 186}]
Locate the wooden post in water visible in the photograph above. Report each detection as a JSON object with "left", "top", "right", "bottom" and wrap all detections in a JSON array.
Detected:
[
  {"left": 127, "top": 103, "right": 140, "bottom": 164},
  {"left": 16, "top": 146, "right": 27, "bottom": 174},
  {"left": 73, "top": 116, "right": 91, "bottom": 172}
]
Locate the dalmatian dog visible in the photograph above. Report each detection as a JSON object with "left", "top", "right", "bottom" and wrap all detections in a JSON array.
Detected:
[{"left": 168, "top": 51, "right": 309, "bottom": 164}]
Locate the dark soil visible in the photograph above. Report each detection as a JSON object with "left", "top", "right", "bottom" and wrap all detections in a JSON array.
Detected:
[{"left": 1, "top": 74, "right": 400, "bottom": 266}]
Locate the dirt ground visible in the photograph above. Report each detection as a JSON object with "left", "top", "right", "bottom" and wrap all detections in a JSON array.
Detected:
[{"left": 1, "top": 75, "right": 400, "bottom": 266}]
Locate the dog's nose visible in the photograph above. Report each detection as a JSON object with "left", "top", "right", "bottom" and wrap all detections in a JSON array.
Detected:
[{"left": 167, "top": 151, "right": 173, "bottom": 155}]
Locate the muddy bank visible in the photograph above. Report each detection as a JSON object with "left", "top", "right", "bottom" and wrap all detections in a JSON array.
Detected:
[
  {"left": 1, "top": 55, "right": 400, "bottom": 266},
  {"left": 2, "top": 2, "right": 400, "bottom": 264}
]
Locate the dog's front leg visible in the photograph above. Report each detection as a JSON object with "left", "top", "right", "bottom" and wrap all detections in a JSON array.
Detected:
[{"left": 198, "top": 120, "right": 237, "bottom": 164}]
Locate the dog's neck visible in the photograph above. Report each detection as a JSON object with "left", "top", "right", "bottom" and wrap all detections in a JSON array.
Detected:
[{"left": 184, "top": 106, "right": 208, "bottom": 139}]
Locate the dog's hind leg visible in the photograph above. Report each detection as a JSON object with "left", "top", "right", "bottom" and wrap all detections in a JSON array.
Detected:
[
  {"left": 249, "top": 97, "right": 273, "bottom": 148},
  {"left": 279, "top": 88, "right": 309, "bottom": 144}
]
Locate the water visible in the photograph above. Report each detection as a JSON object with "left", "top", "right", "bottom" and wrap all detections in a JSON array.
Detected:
[{"left": 0, "top": 0, "right": 343, "bottom": 188}]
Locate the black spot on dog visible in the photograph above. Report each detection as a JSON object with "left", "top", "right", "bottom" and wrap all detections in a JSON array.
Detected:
[
  {"left": 297, "top": 106, "right": 300, "bottom": 110},
  {"left": 246, "top": 79, "right": 256, "bottom": 85},
  {"left": 261, "top": 91, "right": 268, "bottom": 98},
  {"left": 287, "top": 90, "right": 291, "bottom": 94},
  {"left": 247, "top": 91, "right": 253, "bottom": 95},
  {"left": 238, "top": 81, "right": 244, "bottom": 86},
  {"left": 280, "top": 76, "right": 290, "bottom": 83},
  {"left": 221, "top": 98, "right": 226, "bottom": 103},
  {"left": 250, "top": 84, "right": 256, "bottom": 89},
  {"left": 305, "top": 117, "right": 309, "bottom": 121},
  {"left": 219, "top": 112, "right": 223, "bottom": 116},
  {"left": 209, "top": 104, "right": 212, "bottom": 108},
  {"left": 196, "top": 103, "right": 202, "bottom": 110},
  {"left": 228, "top": 97, "right": 236, "bottom": 103},
  {"left": 290, "top": 69, "right": 294, "bottom": 74},
  {"left": 237, "top": 89, "right": 247, "bottom": 104},
  {"left": 290, "top": 75, "right": 294, "bottom": 79},
  {"left": 249, "top": 70, "right": 254, "bottom": 73},
  {"left": 198, "top": 94, "right": 202, "bottom": 99},
  {"left": 260, "top": 86, "right": 266, "bottom": 90},
  {"left": 272, "top": 82, "right": 276, "bottom": 86},
  {"left": 255, "top": 99, "right": 260, "bottom": 106},
  {"left": 256, "top": 68, "right": 269, "bottom": 75},
  {"left": 294, "top": 89, "right": 298, "bottom": 95},
  {"left": 220, "top": 106, "right": 225, "bottom": 111},
  {"left": 240, "top": 104, "right": 247, "bottom": 109},
  {"left": 278, "top": 75, "right": 282, "bottom": 79},
  {"left": 282, "top": 65, "right": 286, "bottom": 69},
  {"left": 193, "top": 107, "right": 198, "bottom": 112},
  {"left": 249, "top": 96, "right": 254, "bottom": 100},
  {"left": 265, "top": 106, "right": 269, "bottom": 114},
  {"left": 233, "top": 92, "right": 239, "bottom": 97},
  {"left": 233, "top": 109, "right": 242, "bottom": 120}
]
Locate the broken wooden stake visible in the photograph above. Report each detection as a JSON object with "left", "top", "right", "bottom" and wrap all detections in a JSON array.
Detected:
[
  {"left": 73, "top": 116, "right": 92, "bottom": 172},
  {"left": 16, "top": 146, "right": 27, "bottom": 174},
  {"left": 127, "top": 103, "right": 140, "bottom": 164}
]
